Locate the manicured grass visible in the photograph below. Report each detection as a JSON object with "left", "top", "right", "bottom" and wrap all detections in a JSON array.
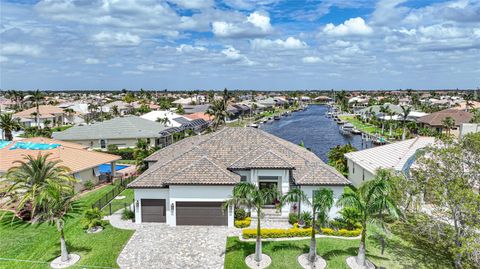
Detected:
[
  {"left": 0, "top": 185, "right": 135, "bottom": 269},
  {"left": 225, "top": 224, "right": 451, "bottom": 269},
  {"left": 51, "top": 125, "right": 73, "bottom": 132},
  {"left": 101, "top": 188, "right": 134, "bottom": 215}
]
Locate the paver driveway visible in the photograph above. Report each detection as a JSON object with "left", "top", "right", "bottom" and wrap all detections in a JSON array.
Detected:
[{"left": 117, "top": 224, "right": 229, "bottom": 269}]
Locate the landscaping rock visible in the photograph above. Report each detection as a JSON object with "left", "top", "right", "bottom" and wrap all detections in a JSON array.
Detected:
[
  {"left": 245, "top": 254, "right": 272, "bottom": 269},
  {"left": 297, "top": 253, "right": 327, "bottom": 269},
  {"left": 114, "top": 195, "right": 126, "bottom": 200},
  {"left": 86, "top": 226, "right": 103, "bottom": 234},
  {"left": 50, "top": 254, "right": 80, "bottom": 269},
  {"left": 346, "top": 256, "right": 375, "bottom": 269}
]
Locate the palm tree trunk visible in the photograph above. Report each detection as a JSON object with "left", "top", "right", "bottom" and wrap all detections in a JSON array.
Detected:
[
  {"left": 255, "top": 207, "right": 262, "bottom": 262},
  {"left": 402, "top": 122, "right": 406, "bottom": 141},
  {"left": 356, "top": 224, "right": 367, "bottom": 266},
  {"left": 308, "top": 210, "right": 317, "bottom": 262},
  {"left": 36, "top": 101, "right": 40, "bottom": 128},
  {"left": 60, "top": 227, "right": 69, "bottom": 262}
]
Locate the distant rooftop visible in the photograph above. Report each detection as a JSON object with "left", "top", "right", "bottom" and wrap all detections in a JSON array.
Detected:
[{"left": 52, "top": 116, "right": 172, "bottom": 140}]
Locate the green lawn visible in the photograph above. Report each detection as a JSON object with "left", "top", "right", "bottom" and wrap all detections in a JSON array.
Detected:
[
  {"left": 101, "top": 188, "right": 134, "bottom": 215},
  {"left": 225, "top": 224, "right": 451, "bottom": 269},
  {"left": 0, "top": 185, "right": 135, "bottom": 269}
]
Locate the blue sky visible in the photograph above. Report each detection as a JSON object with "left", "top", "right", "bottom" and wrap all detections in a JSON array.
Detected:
[{"left": 0, "top": 0, "right": 479, "bottom": 90}]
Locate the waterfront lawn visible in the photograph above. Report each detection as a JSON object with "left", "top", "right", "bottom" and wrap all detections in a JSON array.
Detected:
[
  {"left": 225, "top": 223, "right": 450, "bottom": 269},
  {"left": 339, "top": 115, "right": 381, "bottom": 135},
  {"left": 0, "top": 185, "right": 134, "bottom": 269}
]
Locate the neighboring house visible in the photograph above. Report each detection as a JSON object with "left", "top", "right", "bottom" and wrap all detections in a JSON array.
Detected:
[
  {"left": 344, "top": 137, "right": 436, "bottom": 187},
  {"left": 183, "top": 104, "right": 210, "bottom": 114},
  {"left": 183, "top": 112, "right": 213, "bottom": 121},
  {"left": 418, "top": 109, "right": 473, "bottom": 137},
  {"left": 141, "top": 110, "right": 190, "bottom": 127},
  {"left": 460, "top": 123, "right": 480, "bottom": 138},
  {"left": 13, "top": 105, "right": 67, "bottom": 128},
  {"left": 141, "top": 111, "right": 209, "bottom": 133},
  {"left": 103, "top": 101, "right": 138, "bottom": 115},
  {"left": 128, "top": 127, "right": 349, "bottom": 227},
  {"left": 0, "top": 137, "right": 120, "bottom": 191},
  {"left": 52, "top": 116, "right": 174, "bottom": 149}
]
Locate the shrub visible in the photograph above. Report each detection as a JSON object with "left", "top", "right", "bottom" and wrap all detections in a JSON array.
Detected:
[
  {"left": 288, "top": 213, "right": 299, "bottom": 225},
  {"left": 242, "top": 227, "right": 362, "bottom": 239},
  {"left": 81, "top": 208, "right": 105, "bottom": 230},
  {"left": 84, "top": 180, "right": 95, "bottom": 190},
  {"left": 107, "top": 144, "right": 119, "bottom": 151},
  {"left": 122, "top": 208, "right": 135, "bottom": 220},
  {"left": 235, "top": 208, "right": 248, "bottom": 220},
  {"left": 235, "top": 217, "right": 251, "bottom": 228},
  {"left": 299, "top": 211, "right": 312, "bottom": 227}
]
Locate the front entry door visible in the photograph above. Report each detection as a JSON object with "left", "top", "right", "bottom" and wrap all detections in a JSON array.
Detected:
[{"left": 259, "top": 182, "right": 278, "bottom": 206}]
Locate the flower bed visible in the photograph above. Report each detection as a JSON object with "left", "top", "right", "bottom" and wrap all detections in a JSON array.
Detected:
[
  {"left": 234, "top": 217, "right": 251, "bottom": 228},
  {"left": 242, "top": 227, "right": 361, "bottom": 239}
]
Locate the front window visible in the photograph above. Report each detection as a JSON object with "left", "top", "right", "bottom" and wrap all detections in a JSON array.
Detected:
[{"left": 100, "top": 139, "right": 106, "bottom": 149}]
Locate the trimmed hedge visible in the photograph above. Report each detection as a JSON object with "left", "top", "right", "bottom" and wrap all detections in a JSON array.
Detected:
[
  {"left": 235, "top": 217, "right": 251, "bottom": 228},
  {"left": 242, "top": 227, "right": 361, "bottom": 239}
]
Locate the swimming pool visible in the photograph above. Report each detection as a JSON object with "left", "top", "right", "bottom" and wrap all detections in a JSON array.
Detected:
[
  {"left": 9, "top": 142, "right": 61, "bottom": 150},
  {"left": 0, "top": 141, "right": 10, "bottom": 149},
  {"left": 98, "top": 164, "right": 129, "bottom": 174}
]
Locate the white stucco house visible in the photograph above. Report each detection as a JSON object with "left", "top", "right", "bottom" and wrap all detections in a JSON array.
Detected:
[
  {"left": 344, "top": 137, "right": 436, "bottom": 187},
  {"left": 128, "top": 127, "right": 350, "bottom": 227}
]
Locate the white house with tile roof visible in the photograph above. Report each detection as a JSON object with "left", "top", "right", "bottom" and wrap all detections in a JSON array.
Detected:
[
  {"left": 344, "top": 137, "right": 436, "bottom": 187},
  {"left": 128, "top": 127, "right": 350, "bottom": 227}
]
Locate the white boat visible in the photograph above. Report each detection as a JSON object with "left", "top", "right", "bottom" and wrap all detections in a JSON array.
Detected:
[{"left": 248, "top": 123, "right": 259, "bottom": 128}]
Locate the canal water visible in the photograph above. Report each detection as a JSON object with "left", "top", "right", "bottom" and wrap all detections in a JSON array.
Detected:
[{"left": 260, "top": 104, "right": 366, "bottom": 162}]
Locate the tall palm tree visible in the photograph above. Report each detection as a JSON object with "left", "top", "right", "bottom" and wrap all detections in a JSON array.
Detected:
[
  {"left": 281, "top": 187, "right": 309, "bottom": 218},
  {"left": 379, "top": 105, "right": 390, "bottom": 134},
  {"left": 400, "top": 105, "right": 411, "bottom": 140},
  {"left": 224, "top": 182, "right": 278, "bottom": 263},
  {"left": 4, "top": 153, "right": 78, "bottom": 219},
  {"left": 37, "top": 181, "right": 76, "bottom": 263},
  {"left": 206, "top": 99, "right": 230, "bottom": 130},
  {"left": 337, "top": 176, "right": 399, "bottom": 268},
  {"left": 308, "top": 188, "right": 334, "bottom": 263},
  {"left": 111, "top": 105, "right": 120, "bottom": 117},
  {"left": 464, "top": 92, "right": 474, "bottom": 112},
  {"left": 28, "top": 89, "right": 44, "bottom": 127},
  {"left": 442, "top": 116, "right": 455, "bottom": 136},
  {"left": 0, "top": 113, "right": 22, "bottom": 140}
]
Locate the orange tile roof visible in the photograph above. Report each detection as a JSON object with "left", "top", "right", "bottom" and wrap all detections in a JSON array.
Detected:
[
  {"left": 0, "top": 138, "right": 120, "bottom": 174},
  {"left": 184, "top": 112, "right": 212, "bottom": 121},
  {"left": 13, "top": 105, "right": 65, "bottom": 119}
]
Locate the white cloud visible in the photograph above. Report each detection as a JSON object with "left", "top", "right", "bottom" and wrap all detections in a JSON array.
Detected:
[
  {"left": 136, "top": 63, "right": 173, "bottom": 72},
  {"left": 251, "top": 37, "right": 307, "bottom": 50},
  {"left": 246, "top": 12, "right": 272, "bottom": 32},
  {"left": 221, "top": 46, "right": 254, "bottom": 65},
  {"left": 167, "top": 0, "right": 214, "bottom": 9},
  {"left": 212, "top": 11, "right": 272, "bottom": 38},
  {"left": 92, "top": 31, "right": 141, "bottom": 46},
  {"left": 176, "top": 44, "right": 207, "bottom": 54},
  {"left": 302, "top": 56, "right": 322, "bottom": 63},
  {"left": 323, "top": 17, "right": 373, "bottom": 36},
  {"left": 0, "top": 43, "right": 42, "bottom": 57},
  {"left": 85, "top": 58, "right": 100, "bottom": 64}
]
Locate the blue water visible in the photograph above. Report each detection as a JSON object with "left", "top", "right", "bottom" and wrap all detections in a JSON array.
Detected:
[
  {"left": 9, "top": 142, "right": 61, "bottom": 150},
  {"left": 260, "top": 105, "right": 367, "bottom": 162},
  {"left": 98, "top": 164, "right": 129, "bottom": 174},
  {"left": 0, "top": 141, "right": 10, "bottom": 149}
]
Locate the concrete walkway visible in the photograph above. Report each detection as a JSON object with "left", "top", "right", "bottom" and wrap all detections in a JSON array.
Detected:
[{"left": 105, "top": 209, "right": 138, "bottom": 230}]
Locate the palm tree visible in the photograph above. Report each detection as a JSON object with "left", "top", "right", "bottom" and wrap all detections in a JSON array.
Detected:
[
  {"left": 37, "top": 182, "right": 77, "bottom": 263},
  {"left": 400, "top": 105, "right": 411, "bottom": 140},
  {"left": 308, "top": 189, "right": 334, "bottom": 263},
  {"left": 281, "top": 187, "right": 309, "bottom": 218},
  {"left": 0, "top": 113, "right": 22, "bottom": 140},
  {"left": 224, "top": 182, "right": 278, "bottom": 263},
  {"left": 28, "top": 89, "right": 44, "bottom": 127},
  {"left": 337, "top": 175, "right": 399, "bottom": 268},
  {"left": 4, "top": 153, "right": 78, "bottom": 219},
  {"left": 464, "top": 92, "right": 474, "bottom": 112},
  {"left": 156, "top": 117, "right": 171, "bottom": 126},
  {"left": 206, "top": 99, "right": 230, "bottom": 130},
  {"left": 379, "top": 105, "right": 390, "bottom": 134},
  {"left": 111, "top": 105, "right": 120, "bottom": 117},
  {"left": 442, "top": 116, "right": 455, "bottom": 136}
]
